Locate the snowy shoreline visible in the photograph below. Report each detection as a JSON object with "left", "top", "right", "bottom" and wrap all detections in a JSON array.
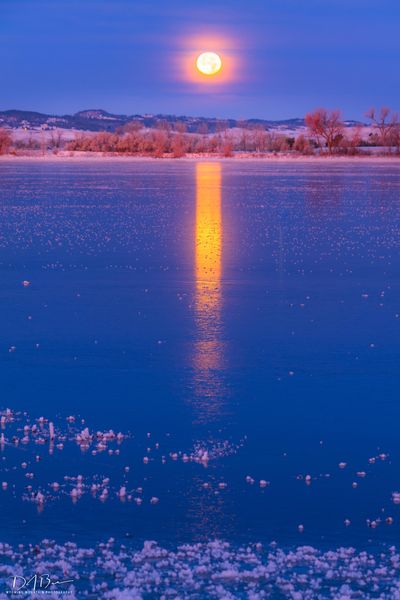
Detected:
[{"left": 1, "top": 151, "right": 400, "bottom": 164}]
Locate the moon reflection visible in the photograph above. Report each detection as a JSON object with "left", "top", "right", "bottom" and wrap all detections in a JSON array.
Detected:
[
  {"left": 192, "top": 162, "right": 227, "bottom": 422},
  {"left": 187, "top": 163, "right": 236, "bottom": 538},
  {"left": 195, "top": 162, "right": 222, "bottom": 319}
]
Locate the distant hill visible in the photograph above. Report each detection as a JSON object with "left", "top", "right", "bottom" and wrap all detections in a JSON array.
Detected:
[
  {"left": 0, "top": 108, "right": 314, "bottom": 134},
  {"left": 0, "top": 109, "right": 365, "bottom": 138}
]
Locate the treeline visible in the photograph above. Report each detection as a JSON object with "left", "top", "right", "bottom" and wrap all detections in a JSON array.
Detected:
[
  {"left": 0, "top": 129, "right": 63, "bottom": 154},
  {"left": 305, "top": 107, "right": 400, "bottom": 155},
  {"left": 1, "top": 106, "right": 399, "bottom": 157},
  {"left": 65, "top": 124, "right": 297, "bottom": 157},
  {"left": 64, "top": 106, "right": 400, "bottom": 156}
]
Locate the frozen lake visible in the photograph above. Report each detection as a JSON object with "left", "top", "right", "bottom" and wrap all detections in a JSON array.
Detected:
[{"left": 1, "top": 159, "right": 400, "bottom": 597}]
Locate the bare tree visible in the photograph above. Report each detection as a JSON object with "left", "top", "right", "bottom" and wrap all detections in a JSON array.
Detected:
[
  {"left": 50, "top": 129, "right": 63, "bottom": 150},
  {"left": 174, "top": 121, "right": 187, "bottom": 134},
  {"left": 389, "top": 123, "right": 400, "bottom": 155},
  {"left": 156, "top": 119, "right": 171, "bottom": 133},
  {"left": 251, "top": 126, "right": 267, "bottom": 153},
  {"left": 366, "top": 107, "right": 399, "bottom": 151},
  {"left": 197, "top": 122, "right": 208, "bottom": 135},
  {"left": 152, "top": 129, "right": 169, "bottom": 157},
  {"left": 120, "top": 120, "right": 143, "bottom": 134},
  {"left": 215, "top": 119, "right": 229, "bottom": 134},
  {"left": 305, "top": 109, "right": 344, "bottom": 154},
  {"left": 293, "top": 134, "right": 314, "bottom": 155},
  {"left": 237, "top": 120, "right": 250, "bottom": 151},
  {"left": 219, "top": 131, "right": 233, "bottom": 157},
  {"left": 40, "top": 133, "right": 47, "bottom": 156},
  {"left": 339, "top": 126, "right": 363, "bottom": 156},
  {"left": 171, "top": 132, "right": 187, "bottom": 157},
  {"left": 0, "top": 128, "right": 12, "bottom": 154}
]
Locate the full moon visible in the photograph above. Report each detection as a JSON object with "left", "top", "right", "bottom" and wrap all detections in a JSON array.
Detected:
[{"left": 196, "top": 52, "right": 222, "bottom": 76}]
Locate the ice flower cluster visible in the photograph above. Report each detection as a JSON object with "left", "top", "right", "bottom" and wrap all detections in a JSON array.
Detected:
[{"left": 1, "top": 539, "right": 400, "bottom": 599}]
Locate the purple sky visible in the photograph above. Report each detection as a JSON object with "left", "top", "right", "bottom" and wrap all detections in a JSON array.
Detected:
[{"left": 1, "top": 0, "right": 399, "bottom": 120}]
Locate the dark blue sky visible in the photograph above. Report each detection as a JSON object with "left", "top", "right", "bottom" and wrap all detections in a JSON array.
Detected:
[{"left": 2, "top": 0, "right": 399, "bottom": 120}]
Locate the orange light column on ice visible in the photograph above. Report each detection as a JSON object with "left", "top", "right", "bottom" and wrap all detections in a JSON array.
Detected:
[{"left": 195, "top": 162, "right": 222, "bottom": 315}]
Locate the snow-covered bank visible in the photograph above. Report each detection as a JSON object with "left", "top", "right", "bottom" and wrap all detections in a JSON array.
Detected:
[
  {"left": 1, "top": 538, "right": 400, "bottom": 599},
  {"left": 0, "top": 151, "right": 400, "bottom": 163}
]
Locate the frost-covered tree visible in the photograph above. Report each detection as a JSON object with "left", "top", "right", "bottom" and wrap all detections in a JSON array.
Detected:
[{"left": 305, "top": 109, "right": 344, "bottom": 154}]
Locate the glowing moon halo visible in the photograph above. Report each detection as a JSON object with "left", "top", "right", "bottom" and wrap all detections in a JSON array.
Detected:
[{"left": 196, "top": 52, "right": 222, "bottom": 76}]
